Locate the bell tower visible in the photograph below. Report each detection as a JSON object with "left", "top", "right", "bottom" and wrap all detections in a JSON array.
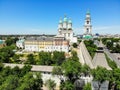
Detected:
[{"left": 84, "top": 10, "right": 92, "bottom": 35}]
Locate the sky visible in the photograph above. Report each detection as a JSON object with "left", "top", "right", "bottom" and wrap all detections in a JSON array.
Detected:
[{"left": 0, "top": 0, "right": 120, "bottom": 35}]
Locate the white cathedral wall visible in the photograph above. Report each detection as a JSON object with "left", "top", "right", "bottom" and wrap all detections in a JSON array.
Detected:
[
  {"left": 68, "top": 24, "right": 72, "bottom": 29},
  {"left": 58, "top": 24, "right": 62, "bottom": 29},
  {"left": 63, "top": 22, "right": 67, "bottom": 29}
]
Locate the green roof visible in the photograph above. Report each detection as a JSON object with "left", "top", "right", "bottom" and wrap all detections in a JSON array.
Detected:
[
  {"left": 86, "top": 10, "right": 90, "bottom": 15},
  {"left": 0, "top": 40, "right": 4, "bottom": 44},
  {"left": 83, "top": 35, "right": 92, "bottom": 39},
  {"left": 17, "top": 39, "right": 25, "bottom": 43}
]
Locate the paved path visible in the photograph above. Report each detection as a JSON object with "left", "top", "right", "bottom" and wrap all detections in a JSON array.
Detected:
[
  {"left": 3, "top": 63, "right": 53, "bottom": 72},
  {"left": 92, "top": 53, "right": 111, "bottom": 70},
  {"left": 92, "top": 41, "right": 111, "bottom": 70}
]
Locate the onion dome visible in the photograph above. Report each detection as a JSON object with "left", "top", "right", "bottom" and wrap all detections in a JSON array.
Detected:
[
  {"left": 68, "top": 19, "right": 72, "bottom": 24},
  {"left": 63, "top": 15, "right": 68, "bottom": 22},
  {"left": 59, "top": 18, "right": 62, "bottom": 24}
]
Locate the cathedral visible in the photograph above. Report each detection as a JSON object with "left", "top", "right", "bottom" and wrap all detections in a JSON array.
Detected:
[{"left": 57, "top": 15, "right": 77, "bottom": 43}]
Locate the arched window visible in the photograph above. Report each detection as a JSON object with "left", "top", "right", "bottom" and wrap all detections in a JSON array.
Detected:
[
  {"left": 87, "top": 21, "right": 89, "bottom": 24},
  {"left": 86, "top": 28, "right": 89, "bottom": 33}
]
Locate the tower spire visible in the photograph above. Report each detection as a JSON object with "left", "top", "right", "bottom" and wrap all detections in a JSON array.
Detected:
[
  {"left": 83, "top": 9, "right": 92, "bottom": 39},
  {"left": 86, "top": 9, "right": 90, "bottom": 15}
]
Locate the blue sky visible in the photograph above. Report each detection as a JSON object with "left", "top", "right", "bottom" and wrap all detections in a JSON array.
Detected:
[{"left": 0, "top": 0, "right": 120, "bottom": 35}]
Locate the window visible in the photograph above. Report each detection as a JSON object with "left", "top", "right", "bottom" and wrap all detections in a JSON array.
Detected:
[
  {"left": 87, "top": 28, "right": 89, "bottom": 33},
  {"left": 64, "top": 33, "right": 66, "bottom": 37},
  {"left": 68, "top": 33, "right": 70, "bottom": 37},
  {"left": 87, "top": 21, "right": 89, "bottom": 24}
]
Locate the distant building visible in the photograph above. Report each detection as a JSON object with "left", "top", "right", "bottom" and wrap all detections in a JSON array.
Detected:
[
  {"left": 83, "top": 10, "right": 93, "bottom": 39},
  {"left": 16, "top": 39, "right": 25, "bottom": 49},
  {"left": 0, "top": 40, "right": 6, "bottom": 48},
  {"left": 24, "top": 36, "right": 69, "bottom": 52},
  {"left": 57, "top": 15, "right": 77, "bottom": 43}
]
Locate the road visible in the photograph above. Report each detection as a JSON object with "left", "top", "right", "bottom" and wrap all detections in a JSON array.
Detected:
[
  {"left": 104, "top": 49, "right": 120, "bottom": 68},
  {"left": 92, "top": 53, "right": 111, "bottom": 70},
  {"left": 92, "top": 40, "right": 111, "bottom": 70}
]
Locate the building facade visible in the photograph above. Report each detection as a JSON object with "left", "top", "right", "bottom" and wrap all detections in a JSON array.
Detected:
[
  {"left": 24, "top": 36, "right": 69, "bottom": 52},
  {"left": 16, "top": 39, "right": 25, "bottom": 49}
]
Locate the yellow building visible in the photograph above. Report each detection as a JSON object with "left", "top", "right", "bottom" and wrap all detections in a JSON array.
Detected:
[{"left": 24, "top": 36, "right": 69, "bottom": 52}]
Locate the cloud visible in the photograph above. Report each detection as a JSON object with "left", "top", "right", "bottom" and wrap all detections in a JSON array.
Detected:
[
  {"left": 0, "top": 27, "right": 57, "bottom": 35},
  {"left": 74, "top": 27, "right": 83, "bottom": 35},
  {"left": 93, "top": 25, "right": 120, "bottom": 34},
  {"left": 0, "top": 25, "right": 120, "bottom": 35}
]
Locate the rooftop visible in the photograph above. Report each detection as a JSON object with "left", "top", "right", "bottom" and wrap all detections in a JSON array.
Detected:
[{"left": 0, "top": 40, "right": 5, "bottom": 44}]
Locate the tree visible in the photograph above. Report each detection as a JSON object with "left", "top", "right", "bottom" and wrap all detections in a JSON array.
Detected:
[
  {"left": 81, "top": 64, "right": 91, "bottom": 76},
  {"left": 0, "top": 75, "right": 19, "bottom": 90},
  {"left": 25, "top": 54, "right": 35, "bottom": 64},
  {"left": 17, "top": 72, "right": 35, "bottom": 90},
  {"left": 83, "top": 83, "right": 92, "bottom": 90},
  {"left": 62, "top": 59, "right": 82, "bottom": 82},
  {"left": 113, "top": 68, "right": 120, "bottom": 90},
  {"left": 91, "top": 66, "right": 110, "bottom": 90},
  {"left": 11, "top": 66, "right": 20, "bottom": 75},
  {"left": 45, "top": 79, "right": 56, "bottom": 90},
  {"left": 71, "top": 51, "right": 79, "bottom": 61},
  {"left": 0, "top": 63, "right": 4, "bottom": 71},
  {"left": 20, "top": 65, "right": 32, "bottom": 77},
  {"left": 84, "top": 40, "right": 97, "bottom": 58},
  {"left": 60, "top": 81, "right": 74, "bottom": 90},
  {"left": 105, "top": 53, "right": 117, "bottom": 69},
  {"left": 0, "top": 64, "right": 43, "bottom": 90},
  {"left": 38, "top": 51, "right": 52, "bottom": 65},
  {"left": 5, "top": 37, "right": 18, "bottom": 46},
  {"left": 106, "top": 41, "right": 113, "bottom": 50},
  {"left": 52, "top": 66, "right": 63, "bottom": 80},
  {"left": 72, "top": 43, "right": 78, "bottom": 48},
  {"left": 17, "top": 72, "right": 43, "bottom": 90},
  {"left": 12, "top": 54, "right": 20, "bottom": 63},
  {"left": 52, "top": 51, "right": 65, "bottom": 65},
  {"left": 2, "top": 66, "right": 12, "bottom": 77},
  {"left": 0, "top": 46, "right": 15, "bottom": 63},
  {"left": 32, "top": 72, "right": 43, "bottom": 90}
]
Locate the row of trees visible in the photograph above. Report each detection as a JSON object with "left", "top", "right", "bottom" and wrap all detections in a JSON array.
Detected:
[
  {"left": 102, "top": 38, "right": 120, "bottom": 53},
  {"left": 0, "top": 63, "right": 43, "bottom": 90},
  {"left": 84, "top": 40, "right": 97, "bottom": 58},
  {"left": 25, "top": 51, "right": 66, "bottom": 66},
  {"left": 5, "top": 37, "right": 18, "bottom": 46},
  {"left": 105, "top": 54, "right": 120, "bottom": 89},
  {"left": 0, "top": 47, "right": 66, "bottom": 66},
  {"left": 0, "top": 37, "right": 19, "bottom": 63},
  {"left": 0, "top": 46, "right": 15, "bottom": 63}
]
